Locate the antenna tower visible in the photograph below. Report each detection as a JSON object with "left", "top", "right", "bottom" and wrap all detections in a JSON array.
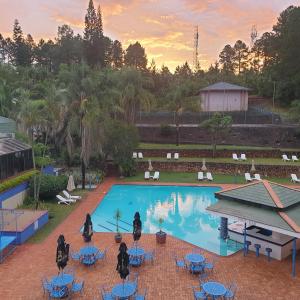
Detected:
[
  {"left": 193, "top": 26, "right": 199, "bottom": 70},
  {"left": 250, "top": 25, "right": 258, "bottom": 47}
]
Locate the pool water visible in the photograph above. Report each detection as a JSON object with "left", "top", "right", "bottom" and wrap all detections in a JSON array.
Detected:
[{"left": 91, "top": 184, "right": 242, "bottom": 256}]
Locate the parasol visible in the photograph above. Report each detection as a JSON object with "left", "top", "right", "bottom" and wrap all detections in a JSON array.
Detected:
[
  {"left": 133, "top": 212, "right": 142, "bottom": 243},
  {"left": 82, "top": 213, "right": 93, "bottom": 242},
  {"left": 148, "top": 159, "right": 153, "bottom": 172},
  {"left": 250, "top": 159, "right": 256, "bottom": 173},
  {"left": 116, "top": 242, "right": 129, "bottom": 281},
  {"left": 201, "top": 158, "right": 207, "bottom": 171},
  {"left": 56, "top": 234, "right": 69, "bottom": 274},
  {"left": 67, "top": 175, "right": 75, "bottom": 192}
]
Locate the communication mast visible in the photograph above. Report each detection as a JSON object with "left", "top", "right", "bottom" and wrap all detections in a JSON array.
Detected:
[
  {"left": 250, "top": 25, "right": 258, "bottom": 47},
  {"left": 193, "top": 26, "right": 200, "bottom": 71}
]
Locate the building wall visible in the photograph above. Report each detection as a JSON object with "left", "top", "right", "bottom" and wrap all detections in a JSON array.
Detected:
[
  {"left": 0, "top": 182, "right": 29, "bottom": 209},
  {"left": 200, "top": 90, "right": 248, "bottom": 112}
]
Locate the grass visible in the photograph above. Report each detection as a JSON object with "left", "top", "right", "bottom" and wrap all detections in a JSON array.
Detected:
[
  {"left": 138, "top": 156, "right": 300, "bottom": 166},
  {"left": 20, "top": 189, "right": 87, "bottom": 243},
  {"left": 119, "top": 172, "right": 292, "bottom": 185},
  {"left": 138, "top": 143, "right": 299, "bottom": 152}
]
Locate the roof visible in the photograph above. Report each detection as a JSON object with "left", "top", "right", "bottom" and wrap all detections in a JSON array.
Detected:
[
  {"left": 200, "top": 82, "right": 250, "bottom": 92},
  {"left": 215, "top": 180, "right": 300, "bottom": 209},
  {"left": 0, "top": 138, "right": 31, "bottom": 155},
  {"left": 0, "top": 116, "right": 16, "bottom": 134},
  {"left": 208, "top": 180, "right": 300, "bottom": 235}
]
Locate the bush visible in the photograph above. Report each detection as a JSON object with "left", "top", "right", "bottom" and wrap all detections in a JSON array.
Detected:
[
  {"left": 119, "top": 158, "right": 136, "bottom": 177},
  {"left": 29, "top": 175, "right": 68, "bottom": 199},
  {"left": 160, "top": 124, "right": 173, "bottom": 137},
  {"left": 0, "top": 170, "right": 39, "bottom": 193}
]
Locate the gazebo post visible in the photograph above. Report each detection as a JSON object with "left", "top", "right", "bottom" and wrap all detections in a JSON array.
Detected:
[
  {"left": 292, "top": 238, "right": 296, "bottom": 277},
  {"left": 243, "top": 222, "right": 247, "bottom": 256}
]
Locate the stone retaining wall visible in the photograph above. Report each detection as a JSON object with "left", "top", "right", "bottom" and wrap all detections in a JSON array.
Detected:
[
  {"left": 137, "top": 149, "right": 300, "bottom": 158},
  {"left": 136, "top": 161, "right": 300, "bottom": 178}
]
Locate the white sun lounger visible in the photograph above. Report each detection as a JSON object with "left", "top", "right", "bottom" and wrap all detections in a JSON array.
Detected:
[
  {"left": 144, "top": 171, "right": 150, "bottom": 180},
  {"left": 132, "top": 152, "right": 137, "bottom": 159},
  {"left": 291, "top": 174, "right": 300, "bottom": 183},
  {"left": 167, "top": 153, "right": 171, "bottom": 159},
  {"left": 254, "top": 173, "right": 262, "bottom": 181},
  {"left": 206, "top": 172, "right": 213, "bottom": 181},
  {"left": 138, "top": 152, "right": 143, "bottom": 159},
  {"left": 153, "top": 171, "right": 160, "bottom": 180},
  {"left": 174, "top": 153, "right": 179, "bottom": 160},
  {"left": 232, "top": 153, "right": 239, "bottom": 161},
  {"left": 282, "top": 154, "right": 290, "bottom": 161},
  {"left": 56, "top": 195, "right": 76, "bottom": 205},
  {"left": 198, "top": 172, "right": 204, "bottom": 181},
  {"left": 245, "top": 173, "right": 252, "bottom": 182},
  {"left": 240, "top": 154, "right": 247, "bottom": 161},
  {"left": 292, "top": 155, "right": 299, "bottom": 162},
  {"left": 63, "top": 190, "right": 81, "bottom": 200}
]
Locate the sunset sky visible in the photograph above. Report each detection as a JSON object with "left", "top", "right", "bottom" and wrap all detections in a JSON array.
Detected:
[{"left": 1, "top": 0, "right": 299, "bottom": 71}]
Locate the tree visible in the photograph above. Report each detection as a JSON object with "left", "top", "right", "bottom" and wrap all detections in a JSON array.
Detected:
[
  {"left": 83, "top": 0, "right": 104, "bottom": 66},
  {"left": 112, "top": 40, "right": 123, "bottom": 68},
  {"left": 219, "top": 44, "right": 235, "bottom": 74},
  {"left": 124, "top": 42, "right": 147, "bottom": 70},
  {"left": 174, "top": 62, "right": 192, "bottom": 78},
  {"left": 233, "top": 40, "right": 249, "bottom": 74},
  {"left": 201, "top": 113, "right": 232, "bottom": 157}
]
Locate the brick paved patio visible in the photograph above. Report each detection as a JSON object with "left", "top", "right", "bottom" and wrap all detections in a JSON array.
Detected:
[{"left": 0, "top": 178, "right": 300, "bottom": 299}]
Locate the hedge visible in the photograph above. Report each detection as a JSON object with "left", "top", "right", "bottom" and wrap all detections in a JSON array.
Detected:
[{"left": 0, "top": 170, "right": 39, "bottom": 194}]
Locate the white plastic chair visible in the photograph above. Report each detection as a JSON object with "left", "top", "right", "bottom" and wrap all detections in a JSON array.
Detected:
[
  {"left": 56, "top": 195, "right": 75, "bottom": 205},
  {"left": 167, "top": 153, "right": 171, "bottom": 159},
  {"left": 291, "top": 174, "right": 300, "bottom": 183},
  {"left": 206, "top": 172, "right": 213, "bottom": 181},
  {"left": 198, "top": 172, "right": 204, "bottom": 181},
  {"left": 144, "top": 171, "right": 150, "bottom": 180},
  {"left": 232, "top": 153, "right": 239, "bottom": 161},
  {"left": 282, "top": 154, "right": 290, "bottom": 161},
  {"left": 63, "top": 190, "right": 81, "bottom": 200},
  {"left": 240, "top": 153, "right": 247, "bottom": 161},
  {"left": 174, "top": 153, "right": 179, "bottom": 160},
  {"left": 138, "top": 152, "right": 143, "bottom": 159},
  {"left": 245, "top": 173, "right": 252, "bottom": 182},
  {"left": 132, "top": 152, "right": 137, "bottom": 159},
  {"left": 254, "top": 173, "right": 262, "bottom": 181},
  {"left": 153, "top": 171, "right": 160, "bottom": 180},
  {"left": 292, "top": 155, "right": 299, "bottom": 162}
]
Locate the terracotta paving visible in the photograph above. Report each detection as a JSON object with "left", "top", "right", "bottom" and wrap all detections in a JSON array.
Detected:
[{"left": 1, "top": 178, "right": 300, "bottom": 300}]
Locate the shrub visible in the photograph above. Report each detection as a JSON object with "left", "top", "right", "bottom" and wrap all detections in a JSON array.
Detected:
[
  {"left": 160, "top": 124, "right": 173, "bottom": 137},
  {"left": 0, "top": 170, "right": 39, "bottom": 193},
  {"left": 29, "top": 175, "right": 68, "bottom": 199},
  {"left": 119, "top": 158, "right": 136, "bottom": 177}
]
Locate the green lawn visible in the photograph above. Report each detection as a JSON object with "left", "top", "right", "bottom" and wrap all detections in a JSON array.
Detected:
[
  {"left": 138, "top": 143, "right": 299, "bottom": 152},
  {"left": 20, "top": 189, "right": 87, "bottom": 243},
  {"left": 120, "top": 172, "right": 292, "bottom": 184},
  {"left": 138, "top": 156, "right": 300, "bottom": 166}
]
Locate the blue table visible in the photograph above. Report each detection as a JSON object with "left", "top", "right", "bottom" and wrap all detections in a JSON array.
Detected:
[
  {"left": 185, "top": 253, "right": 205, "bottom": 264},
  {"left": 79, "top": 245, "right": 99, "bottom": 256},
  {"left": 112, "top": 282, "right": 136, "bottom": 298},
  {"left": 202, "top": 281, "right": 226, "bottom": 299},
  {"left": 51, "top": 273, "right": 74, "bottom": 287},
  {"left": 128, "top": 247, "right": 145, "bottom": 257}
]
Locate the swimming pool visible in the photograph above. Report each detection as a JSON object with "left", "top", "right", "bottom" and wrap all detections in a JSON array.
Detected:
[{"left": 91, "top": 184, "right": 242, "bottom": 256}]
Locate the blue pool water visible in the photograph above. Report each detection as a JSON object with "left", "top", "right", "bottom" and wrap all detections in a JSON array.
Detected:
[{"left": 91, "top": 185, "right": 242, "bottom": 256}]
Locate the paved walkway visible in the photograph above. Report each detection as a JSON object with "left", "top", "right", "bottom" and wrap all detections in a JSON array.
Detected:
[{"left": 0, "top": 178, "right": 300, "bottom": 299}]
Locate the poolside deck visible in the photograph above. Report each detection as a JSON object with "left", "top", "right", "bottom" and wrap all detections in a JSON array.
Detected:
[{"left": 0, "top": 178, "right": 300, "bottom": 299}]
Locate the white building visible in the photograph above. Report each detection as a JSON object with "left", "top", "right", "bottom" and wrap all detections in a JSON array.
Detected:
[{"left": 199, "top": 82, "right": 249, "bottom": 112}]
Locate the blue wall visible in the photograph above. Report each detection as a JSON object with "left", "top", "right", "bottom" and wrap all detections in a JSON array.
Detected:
[{"left": 0, "top": 182, "right": 29, "bottom": 208}]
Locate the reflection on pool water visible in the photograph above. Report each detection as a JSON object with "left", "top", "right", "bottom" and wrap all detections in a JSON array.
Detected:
[{"left": 91, "top": 184, "right": 242, "bottom": 256}]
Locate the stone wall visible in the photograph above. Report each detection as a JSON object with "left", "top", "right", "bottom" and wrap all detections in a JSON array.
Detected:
[
  {"left": 137, "top": 125, "right": 300, "bottom": 148},
  {"left": 137, "top": 149, "right": 300, "bottom": 158},
  {"left": 136, "top": 161, "right": 300, "bottom": 178}
]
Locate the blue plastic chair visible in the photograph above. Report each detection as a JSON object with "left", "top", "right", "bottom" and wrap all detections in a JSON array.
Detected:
[
  {"left": 245, "top": 241, "right": 251, "bottom": 254},
  {"left": 100, "top": 285, "right": 114, "bottom": 300},
  {"left": 174, "top": 255, "right": 186, "bottom": 271},
  {"left": 204, "top": 257, "right": 217, "bottom": 273},
  {"left": 42, "top": 277, "right": 52, "bottom": 295},
  {"left": 49, "top": 286, "right": 68, "bottom": 299},
  {"left": 224, "top": 282, "right": 237, "bottom": 300},
  {"left": 129, "top": 255, "right": 143, "bottom": 267},
  {"left": 81, "top": 255, "right": 96, "bottom": 266},
  {"left": 71, "top": 279, "right": 84, "bottom": 297},
  {"left": 144, "top": 250, "right": 155, "bottom": 265},
  {"left": 192, "top": 285, "right": 207, "bottom": 300},
  {"left": 96, "top": 248, "right": 108, "bottom": 261},
  {"left": 134, "top": 288, "right": 147, "bottom": 300},
  {"left": 71, "top": 251, "right": 81, "bottom": 261},
  {"left": 190, "top": 263, "right": 204, "bottom": 274}
]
